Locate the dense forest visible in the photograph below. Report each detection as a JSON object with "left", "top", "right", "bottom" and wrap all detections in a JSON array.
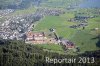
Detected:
[{"left": 0, "top": 39, "right": 100, "bottom": 66}]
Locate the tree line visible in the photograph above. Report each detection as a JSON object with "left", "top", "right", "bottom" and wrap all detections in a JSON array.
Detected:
[{"left": 0, "top": 39, "right": 100, "bottom": 66}]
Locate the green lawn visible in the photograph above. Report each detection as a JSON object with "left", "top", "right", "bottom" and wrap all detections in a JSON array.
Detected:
[{"left": 35, "top": 44, "right": 63, "bottom": 51}]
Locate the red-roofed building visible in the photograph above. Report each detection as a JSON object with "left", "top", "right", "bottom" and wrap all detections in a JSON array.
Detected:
[
  {"left": 26, "top": 32, "right": 34, "bottom": 41},
  {"left": 61, "top": 39, "right": 75, "bottom": 49},
  {"left": 26, "top": 31, "right": 47, "bottom": 44}
]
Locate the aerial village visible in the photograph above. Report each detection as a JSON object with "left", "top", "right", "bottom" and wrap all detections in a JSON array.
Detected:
[
  {"left": 0, "top": 7, "right": 99, "bottom": 51},
  {"left": 0, "top": 8, "right": 76, "bottom": 50}
]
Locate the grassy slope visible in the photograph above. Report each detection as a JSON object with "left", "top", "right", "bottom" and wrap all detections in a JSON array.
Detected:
[
  {"left": 34, "top": 12, "right": 76, "bottom": 39},
  {"left": 11, "top": 7, "right": 36, "bottom": 16},
  {"left": 71, "top": 30, "right": 100, "bottom": 53},
  {"left": 34, "top": 11, "right": 100, "bottom": 53},
  {"left": 35, "top": 44, "right": 63, "bottom": 51},
  {"left": 71, "top": 16, "right": 100, "bottom": 53},
  {"left": 88, "top": 17, "right": 100, "bottom": 29}
]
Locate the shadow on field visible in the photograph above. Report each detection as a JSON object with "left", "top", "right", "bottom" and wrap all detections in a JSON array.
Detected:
[
  {"left": 96, "top": 39, "right": 100, "bottom": 47},
  {"left": 92, "top": 35, "right": 100, "bottom": 47}
]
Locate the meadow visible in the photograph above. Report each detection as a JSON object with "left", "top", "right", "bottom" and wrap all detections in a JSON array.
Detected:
[
  {"left": 34, "top": 10, "right": 100, "bottom": 54},
  {"left": 11, "top": 7, "right": 36, "bottom": 16}
]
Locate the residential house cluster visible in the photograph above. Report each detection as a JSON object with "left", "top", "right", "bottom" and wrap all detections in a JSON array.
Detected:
[
  {"left": 0, "top": 8, "right": 65, "bottom": 40},
  {"left": 36, "top": 8, "right": 65, "bottom": 16},
  {"left": 25, "top": 31, "right": 57, "bottom": 44},
  {"left": 0, "top": 9, "right": 14, "bottom": 17}
]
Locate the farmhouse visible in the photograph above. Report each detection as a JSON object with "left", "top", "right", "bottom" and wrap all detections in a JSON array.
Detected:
[{"left": 61, "top": 39, "right": 75, "bottom": 49}]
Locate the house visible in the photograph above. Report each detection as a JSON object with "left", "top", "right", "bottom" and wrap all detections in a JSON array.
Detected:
[{"left": 61, "top": 39, "right": 75, "bottom": 49}]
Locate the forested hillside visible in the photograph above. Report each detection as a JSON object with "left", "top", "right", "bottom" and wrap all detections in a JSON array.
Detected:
[{"left": 0, "top": 40, "right": 100, "bottom": 66}]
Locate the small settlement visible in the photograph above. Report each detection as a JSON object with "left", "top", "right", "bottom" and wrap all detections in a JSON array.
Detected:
[
  {"left": 0, "top": 8, "right": 75, "bottom": 50},
  {"left": 25, "top": 31, "right": 75, "bottom": 49}
]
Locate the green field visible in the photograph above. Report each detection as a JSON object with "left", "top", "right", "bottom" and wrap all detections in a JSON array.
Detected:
[
  {"left": 71, "top": 30, "right": 100, "bottom": 53},
  {"left": 33, "top": 10, "right": 100, "bottom": 54},
  {"left": 40, "top": 0, "right": 82, "bottom": 8},
  {"left": 34, "top": 13, "right": 77, "bottom": 39},
  {"left": 34, "top": 44, "right": 77, "bottom": 55},
  {"left": 11, "top": 7, "right": 36, "bottom": 16},
  {"left": 35, "top": 44, "right": 63, "bottom": 51}
]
